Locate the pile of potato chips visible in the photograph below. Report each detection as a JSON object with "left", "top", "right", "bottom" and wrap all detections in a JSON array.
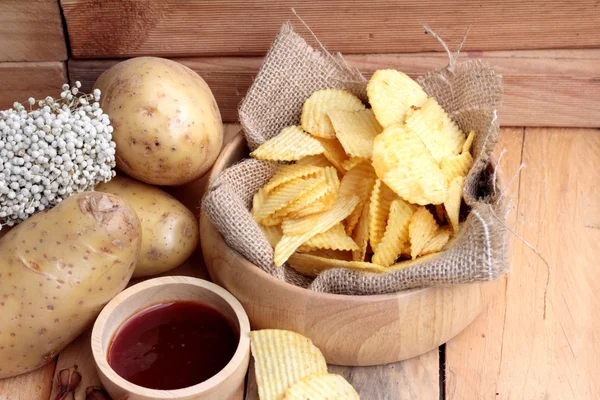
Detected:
[
  {"left": 250, "top": 329, "right": 359, "bottom": 400},
  {"left": 250, "top": 69, "right": 474, "bottom": 275}
]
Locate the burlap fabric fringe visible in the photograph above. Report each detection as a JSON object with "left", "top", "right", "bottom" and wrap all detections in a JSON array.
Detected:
[{"left": 202, "top": 22, "right": 509, "bottom": 295}]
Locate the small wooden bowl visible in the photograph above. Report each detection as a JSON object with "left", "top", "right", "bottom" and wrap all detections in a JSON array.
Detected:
[
  {"left": 200, "top": 133, "right": 490, "bottom": 366},
  {"left": 91, "top": 276, "right": 250, "bottom": 400}
]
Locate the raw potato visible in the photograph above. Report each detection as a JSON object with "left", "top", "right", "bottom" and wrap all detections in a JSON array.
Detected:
[
  {"left": 95, "top": 175, "right": 199, "bottom": 277},
  {"left": 94, "top": 57, "right": 223, "bottom": 185},
  {"left": 0, "top": 192, "right": 141, "bottom": 379}
]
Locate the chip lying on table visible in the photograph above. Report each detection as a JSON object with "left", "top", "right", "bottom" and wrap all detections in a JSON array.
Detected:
[
  {"left": 250, "top": 329, "right": 359, "bottom": 400},
  {"left": 249, "top": 69, "right": 474, "bottom": 275}
]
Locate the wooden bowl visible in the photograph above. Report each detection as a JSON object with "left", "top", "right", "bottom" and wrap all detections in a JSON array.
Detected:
[
  {"left": 200, "top": 133, "right": 489, "bottom": 366},
  {"left": 91, "top": 276, "right": 250, "bottom": 400}
]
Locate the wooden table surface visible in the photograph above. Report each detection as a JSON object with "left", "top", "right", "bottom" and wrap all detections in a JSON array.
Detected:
[{"left": 0, "top": 125, "right": 598, "bottom": 400}]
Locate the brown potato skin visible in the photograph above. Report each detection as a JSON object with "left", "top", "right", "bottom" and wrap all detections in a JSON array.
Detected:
[
  {"left": 95, "top": 175, "right": 199, "bottom": 278},
  {"left": 0, "top": 192, "right": 141, "bottom": 379},
  {"left": 94, "top": 57, "right": 223, "bottom": 185}
]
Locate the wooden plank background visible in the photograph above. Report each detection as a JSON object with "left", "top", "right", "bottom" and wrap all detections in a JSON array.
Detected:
[
  {"left": 0, "top": 0, "right": 67, "bottom": 62},
  {"left": 0, "top": 62, "right": 67, "bottom": 110},
  {"left": 60, "top": 0, "right": 600, "bottom": 58},
  {"left": 68, "top": 50, "right": 600, "bottom": 127}
]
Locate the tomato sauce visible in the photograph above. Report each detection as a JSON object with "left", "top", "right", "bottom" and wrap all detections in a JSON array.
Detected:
[{"left": 107, "top": 301, "right": 238, "bottom": 390}]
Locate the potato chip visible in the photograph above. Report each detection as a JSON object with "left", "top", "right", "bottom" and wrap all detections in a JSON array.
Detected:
[
  {"left": 372, "top": 199, "right": 414, "bottom": 267},
  {"left": 315, "top": 137, "right": 348, "bottom": 172},
  {"left": 372, "top": 124, "right": 432, "bottom": 179},
  {"left": 367, "top": 69, "right": 428, "bottom": 127},
  {"left": 389, "top": 253, "right": 438, "bottom": 270},
  {"left": 283, "top": 373, "right": 359, "bottom": 400},
  {"left": 263, "top": 164, "right": 322, "bottom": 193},
  {"left": 352, "top": 199, "right": 371, "bottom": 261},
  {"left": 405, "top": 97, "right": 466, "bottom": 163},
  {"left": 329, "top": 108, "right": 382, "bottom": 158},
  {"left": 304, "top": 249, "right": 353, "bottom": 261},
  {"left": 295, "top": 154, "right": 334, "bottom": 169},
  {"left": 298, "top": 223, "right": 358, "bottom": 252},
  {"left": 288, "top": 252, "right": 386, "bottom": 277},
  {"left": 409, "top": 207, "right": 439, "bottom": 260},
  {"left": 301, "top": 89, "right": 365, "bottom": 139},
  {"left": 373, "top": 125, "right": 447, "bottom": 205},
  {"left": 250, "top": 330, "right": 328, "bottom": 400},
  {"left": 383, "top": 158, "right": 448, "bottom": 205},
  {"left": 252, "top": 188, "right": 284, "bottom": 226},
  {"left": 368, "top": 179, "right": 397, "bottom": 251},
  {"left": 463, "top": 129, "right": 475, "bottom": 153},
  {"left": 251, "top": 126, "right": 325, "bottom": 161},
  {"left": 260, "top": 224, "right": 283, "bottom": 248},
  {"left": 339, "top": 162, "right": 377, "bottom": 235},
  {"left": 253, "top": 177, "right": 324, "bottom": 222},
  {"left": 440, "top": 151, "right": 473, "bottom": 183},
  {"left": 276, "top": 196, "right": 359, "bottom": 266},
  {"left": 342, "top": 156, "right": 369, "bottom": 171},
  {"left": 421, "top": 227, "right": 451, "bottom": 255},
  {"left": 434, "top": 204, "right": 446, "bottom": 223},
  {"left": 445, "top": 176, "right": 464, "bottom": 234},
  {"left": 281, "top": 167, "right": 339, "bottom": 219}
]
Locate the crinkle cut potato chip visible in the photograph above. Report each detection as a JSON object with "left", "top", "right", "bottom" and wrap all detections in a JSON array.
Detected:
[
  {"left": 440, "top": 151, "right": 473, "bottom": 183},
  {"left": 372, "top": 123, "right": 421, "bottom": 179},
  {"left": 251, "top": 126, "right": 324, "bottom": 161},
  {"left": 445, "top": 176, "right": 465, "bottom": 234},
  {"left": 260, "top": 224, "right": 283, "bottom": 248},
  {"left": 283, "top": 373, "right": 360, "bottom": 400},
  {"left": 383, "top": 157, "right": 448, "bottom": 206},
  {"left": 342, "top": 156, "right": 369, "bottom": 171},
  {"left": 298, "top": 223, "right": 358, "bottom": 252},
  {"left": 374, "top": 125, "right": 447, "bottom": 205},
  {"left": 405, "top": 96, "right": 466, "bottom": 163},
  {"left": 463, "top": 130, "right": 476, "bottom": 153},
  {"left": 368, "top": 179, "right": 397, "bottom": 251},
  {"left": 409, "top": 207, "right": 439, "bottom": 260},
  {"left": 252, "top": 188, "right": 284, "bottom": 226},
  {"left": 367, "top": 69, "right": 428, "bottom": 127},
  {"left": 275, "top": 195, "right": 359, "bottom": 266},
  {"left": 305, "top": 248, "right": 353, "bottom": 261},
  {"left": 421, "top": 227, "right": 451, "bottom": 255},
  {"left": 372, "top": 198, "right": 414, "bottom": 267},
  {"left": 315, "top": 137, "right": 349, "bottom": 173},
  {"left": 288, "top": 252, "right": 386, "bottom": 277},
  {"left": 339, "top": 162, "right": 376, "bottom": 235},
  {"left": 250, "top": 330, "right": 327, "bottom": 400},
  {"left": 253, "top": 177, "right": 324, "bottom": 222},
  {"left": 301, "top": 89, "right": 365, "bottom": 139},
  {"left": 352, "top": 200, "right": 371, "bottom": 261},
  {"left": 329, "top": 108, "right": 382, "bottom": 159},
  {"left": 263, "top": 164, "right": 322, "bottom": 193},
  {"left": 275, "top": 167, "right": 340, "bottom": 218},
  {"left": 294, "top": 154, "right": 334, "bottom": 169}
]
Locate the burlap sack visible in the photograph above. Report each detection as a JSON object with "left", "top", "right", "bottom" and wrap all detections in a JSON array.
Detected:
[{"left": 203, "top": 22, "right": 508, "bottom": 295}]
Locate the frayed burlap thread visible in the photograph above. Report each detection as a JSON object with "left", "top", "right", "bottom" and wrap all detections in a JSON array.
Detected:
[{"left": 202, "top": 22, "right": 508, "bottom": 295}]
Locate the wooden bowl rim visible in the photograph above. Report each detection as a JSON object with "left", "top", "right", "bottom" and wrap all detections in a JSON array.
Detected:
[
  {"left": 91, "top": 276, "right": 250, "bottom": 398},
  {"left": 205, "top": 132, "right": 426, "bottom": 302}
]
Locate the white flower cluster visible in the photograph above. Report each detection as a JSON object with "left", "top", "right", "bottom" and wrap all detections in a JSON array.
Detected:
[{"left": 0, "top": 82, "right": 116, "bottom": 227}]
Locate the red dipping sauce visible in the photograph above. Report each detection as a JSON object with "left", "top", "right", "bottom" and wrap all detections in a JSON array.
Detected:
[{"left": 107, "top": 301, "right": 239, "bottom": 390}]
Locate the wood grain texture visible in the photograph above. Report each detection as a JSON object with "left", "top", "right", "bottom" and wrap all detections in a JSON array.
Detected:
[
  {"left": 0, "top": 361, "right": 55, "bottom": 400},
  {"left": 0, "top": 0, "right": 67, "bottom": 62},
  {"left": 60, "top": 0, "right": 600, "bottom": 58},
  {"left": 68, "top": 49, "right": 600, "bottom": 127},
  {"left": 0, "top": 62, "right": 67, "bottom": 110},
  {"left": 446, "top": 128, "right": 600, "bottom": 399},
  {"left": 245, "top": 349, "right": 439, "bottom": 400}
]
